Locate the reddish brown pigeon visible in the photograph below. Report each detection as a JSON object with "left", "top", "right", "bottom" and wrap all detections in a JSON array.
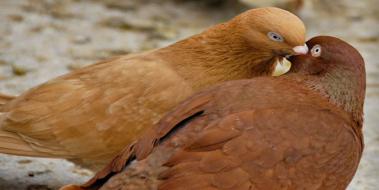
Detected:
[
  {"left": 61, "top": 36, "right": 365, "bottom": 190},
  {"left": 0, "top": 7, "right": 307, "bottom": 169}
]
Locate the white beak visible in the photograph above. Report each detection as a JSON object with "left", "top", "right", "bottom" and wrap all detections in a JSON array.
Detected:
[{"left": 293, "top": 44, "right": 309, "bottom": 55}]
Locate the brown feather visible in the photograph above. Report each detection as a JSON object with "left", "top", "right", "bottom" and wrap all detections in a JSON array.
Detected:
[
  {"left": 0, "top": 8, "right": 307, "bottom": 169},
  {"left": 69, "top": 36, "right": 364, "bottom": 190}
]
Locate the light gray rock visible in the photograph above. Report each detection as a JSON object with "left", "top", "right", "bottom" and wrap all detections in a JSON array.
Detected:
[{"left": 0, "top": 0, "right": 377, "bottom": 189}]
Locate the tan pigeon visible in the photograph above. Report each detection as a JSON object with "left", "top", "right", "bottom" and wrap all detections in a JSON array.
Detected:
[{"left": 0, "top": 7, "right": 307, "bottom": 169}]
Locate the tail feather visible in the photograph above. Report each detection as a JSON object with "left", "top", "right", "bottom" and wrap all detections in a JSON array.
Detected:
[
  {"left": 0, "top": 93, "right": 70, "bottom": 158},
  {"left": 0, "top": 93, "right": 15, "bottom": 111},
  {"left": 0, "top": 129, "right": 54, "bottom": 157}
]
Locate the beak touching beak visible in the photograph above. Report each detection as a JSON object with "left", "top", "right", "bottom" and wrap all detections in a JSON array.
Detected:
[{"left": 292, "top": 44, "right": 308, "bottom": 55}]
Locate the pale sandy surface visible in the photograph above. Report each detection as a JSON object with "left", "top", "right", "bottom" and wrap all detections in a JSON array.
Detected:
[{"left": 0, "top": 0, "right": 378, "bottom": 189}]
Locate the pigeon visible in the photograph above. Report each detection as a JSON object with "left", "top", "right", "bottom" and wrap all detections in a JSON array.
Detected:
[
  {"left": 62, "top": 36, "right": 365, "bottom": 190},
  {"left": 0, "top": 7, "right": 307, "bottom": 169}
]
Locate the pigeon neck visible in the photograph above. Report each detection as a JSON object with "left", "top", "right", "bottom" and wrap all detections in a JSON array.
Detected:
[
  {"left": 286, "top": 73, "right": 364, "bottom": 127},
  {"left": 157, "top": 23, "right": 275, "bottom": 90}
]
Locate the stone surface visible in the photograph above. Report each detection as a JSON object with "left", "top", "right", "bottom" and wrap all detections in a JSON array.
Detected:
[{"left": 0, "top": 0, "right": 377, "bottom": 189}]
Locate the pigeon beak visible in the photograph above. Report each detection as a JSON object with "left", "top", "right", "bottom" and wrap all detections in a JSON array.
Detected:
[{"left": 292, "top": 44, "right": 308, "bottom": 55}]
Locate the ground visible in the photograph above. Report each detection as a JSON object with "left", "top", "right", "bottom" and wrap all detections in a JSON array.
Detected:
[{"left": 0, "top": 0, "right": 378, "bottom": 189}]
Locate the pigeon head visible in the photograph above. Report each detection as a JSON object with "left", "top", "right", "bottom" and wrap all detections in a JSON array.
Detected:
[
  {"left": 163, "top": 7, "right": 308, "bottom": 89},
  {"left": 289, "top": 36, "right": 366, "bottom": 125},
  {"left": 233, "top": 7, "right": 308, "bottom": 58}
]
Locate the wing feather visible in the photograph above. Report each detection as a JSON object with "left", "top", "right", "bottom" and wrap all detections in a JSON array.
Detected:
[{"left": 158, "top": 108, "right": 362, "bottom": 190}]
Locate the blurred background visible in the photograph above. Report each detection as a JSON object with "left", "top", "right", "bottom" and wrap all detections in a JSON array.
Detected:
[{"left": 0, "top": 0, "right": 378, "bottom": 189}]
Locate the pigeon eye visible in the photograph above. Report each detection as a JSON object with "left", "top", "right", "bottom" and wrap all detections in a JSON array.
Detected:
[
  {"left": 267, "top": 32, "right": 284, "bottom": 42},
  {"left": 311, "top": 45, "right": 322, "bottom": 57}
]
